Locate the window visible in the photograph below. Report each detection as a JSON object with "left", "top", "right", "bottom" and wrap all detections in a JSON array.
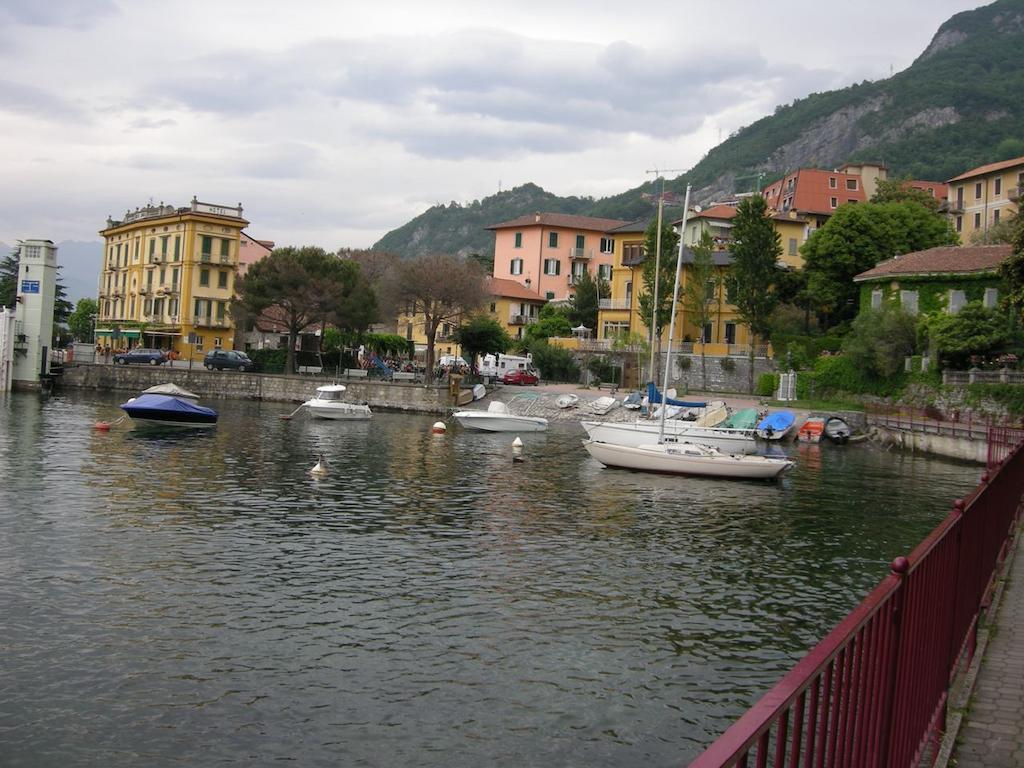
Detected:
[
  {"left": 625, "top": 281, "right": 633, "bottom": 301},
  {"left": 489, "top": 302, "right": 496, "bottom": 313},
  {"left": 993, "top": 209, "right": 1001, "bottom": 225},
  {"left": 545, "top": 291, "right": 555, "bottom": 300},
  {"left": 726, "top": 280, "right": 737, "bottom": 303},
  {"left": 406, "top": 323, "right": 413, "bottom": 340},
  {"left": 846, "top": 178, "right": 858, "bottom": 191},
  {"left": 975, "top": 182, "right": 983, "bottom": 200},
  {"left": 159, "top": 267, "right": 166, "bottom": 284},
  {"left": 598, "top": 264, "right": 612, "bottom": 281},
  {"left": 200, "top": 268, "right": 210, "bottom": 287},
  {"left": 621, "top": 243, "right": 644, "bottom": 265},
  {"left": 948, "top": 290, "right": 967, "bottom": 314},
  {"left": 705, "top": 279, "right": 717, "bottom": 301},
  {"left": 956, "top": 186, "right": 964, "bottom": 208},
  {"left": 510, "top": 258, "right": 523, "bottom": 275},
  {"left": 214, "top": 337, "right": 223, "bottom": 349},
  {"left": 194, "top": 337, "right": 204, "bottom": 352},
  {"left": 984, "top": 287, "right": 999, "bottom": 308},
  {"left": 146, "top": 270, "right": 153, "bottom": 288},
  {"left": 829, "top": 177, "right": 837, "bottom": 189},
  {"left": 218, "top": 271, "right": 228, "bottom": 289},
  {"left": 143, "top": 298, "right": 152, "bottom": 314},
  {"left": 543, "top": 258, "right": 560, "bottom": 276},
  {"left": 149, "top": 239, "right": 155, "bottom": 257},
  {"left": 724, "top": 322, "right": 737, "bottom": 345},
  {"left": 956, "top": 216, "right": 963, "bottom": 233},
  {"left": 201, "top": 235, "right": 213, "bottom": 258},
  {"left": 600, "top": 237, "right": 614, "bottom": 253},
  {"left": 871, "top": 290, "right": 882, "bottom": 309},
  {"left": 974, "top": 213, "right": 982, "bottom": 229},
  {"left": 575, "top": 234, "right": 585, "bottom": 249},
  {"left": 172, "top": 267, "right": 179, "bottom": 286},
  {"left": 161, "top": 235, "right": 169, "bottom": 256},
  {"left": 174, "top": 236, "right": 181, "bottom": 261},
  {"left": 829, "top": 197, "right": 838, "bottom": 209},
  {"left": 995, "top": 178, "right": 1002, "bottom": 196},
  {"left": 702, "top": 323, "right": 713, "bottom": 343},
  {"left": 548, "top": 232, "right": 559, "bottom": 248},
  {"left": 847, "top": 199, "right": 858, "bottom": 204},
  {"left": 216, "top": 301, "right": 225, "bottom": 320},
  {"left": 788, "top": 238, "right": 797, "bottom": 256},
  {"left": 900, "top": 290, "right": 919, "bottom": 316},
  {"left": 514, "top": 232, "right": 523, "bottom": 248},
  {"left": 220, "top": 239, "right": 230, "bottom": 259}
]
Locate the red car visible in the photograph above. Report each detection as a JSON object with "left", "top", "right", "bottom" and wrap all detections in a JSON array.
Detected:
[{"left": 502, "top": 369, "right": 539, "bottom": 386}]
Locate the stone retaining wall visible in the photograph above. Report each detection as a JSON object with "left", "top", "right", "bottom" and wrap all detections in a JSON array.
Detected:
[
  {"left": 672, "top": 354, "right": 776, "bottom": 394},
  {"left": 60, "top": 364, "right": 454, "bottom": 414}
]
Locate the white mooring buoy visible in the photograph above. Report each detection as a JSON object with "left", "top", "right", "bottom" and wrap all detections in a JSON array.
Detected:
[
  {"left": 512, "top": 436, "right": 524, "bottom": 463},
  {"left": 309, "top": 454, "right": 327, "bottom": 477},
  {"left": 432, "top": 421, "right": 447, "bottom": 434}
]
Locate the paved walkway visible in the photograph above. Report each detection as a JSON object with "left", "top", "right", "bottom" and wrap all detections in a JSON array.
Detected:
[{"left": 952, "top": 530, "right": 1024, "bottom": 766}]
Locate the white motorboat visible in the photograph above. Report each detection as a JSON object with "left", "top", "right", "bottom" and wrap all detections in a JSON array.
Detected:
[
  {"left": 453, "top": 400, "right": 548, "bottom": 432},
  {"left": 556, "top": 393, "right": 579, "bottom": 409},
  {"left": 590, "top": 395, "right": 620, "bottom": 415},
  {"left": 141, "top": 382, "right": 200, "bottom": 401},
  {"left": 303, "top": 384, "right": 372, "bottom": 420},
  {"left": 581, "top": 419, "right": 758, "bottom": 455},
  {"left": 582, "top": 439, "right": 793, "bottom": 480}
]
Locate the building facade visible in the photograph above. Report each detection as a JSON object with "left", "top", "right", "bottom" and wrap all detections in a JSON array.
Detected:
[
  {"left": 947, "top": 155, "right": 1024, "bottom": 243},
  {"left": 96, "top": 198, "right": 248, "bottom": 360},
  {"left": 487, "top": 213, "right": 627, "bottom": 302}
]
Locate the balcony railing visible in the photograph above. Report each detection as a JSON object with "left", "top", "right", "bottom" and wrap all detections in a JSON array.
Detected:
[
  {"left": 219, "top": 255, "right": 234, "bottom": 265},
  {"left": 193, "top": 316, "right": 230, "bottom": 328},
  {"left": 570, "top": 247, "right": 593, "bottom": 260},
  {"left": 599, "top": 298, "right": 631, "bottom": 310},
  {"left": 508, "top": 315, "right": 537, "bottom": 326},
  {"left": 156, "top": 283, "right": 179, "bottom": 294},
  {"left": 200, "top": 253, "right": 212, "bottom": 263}
]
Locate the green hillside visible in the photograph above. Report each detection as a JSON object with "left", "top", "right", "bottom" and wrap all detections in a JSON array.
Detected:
[{"left": 374, "top": 0, "right": 1024, "bottom": 258}]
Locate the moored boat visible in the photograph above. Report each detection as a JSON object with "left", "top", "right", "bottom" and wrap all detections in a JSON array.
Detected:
[
  {"left": 797, "top": 417, "right": 825, "bottom": 443},
  {"left": 453, "top": 400, "right": 548, "bottom": 432},
  {"left": 141, "top": 383, "right": 201, "bottom": 401},
  {"left": 556, "top": 393, "right": 579, "bottom": 409},
  {"left": 582, "top": 439, "right": 793, "bottom": 480},
  {"left": 120, "top": 393, "right": 218, "bottom": 428},
  {"left": 721, "top": 407, "right": 759, "bottom": 430},
  {"left": 303, "top": 384, "right": 372, "bottom": 420},
  {"left": 589, "top": 395, "right": 620, "bottom": 415},
  {"left": 581, "top": 419, "right": 758, "bottom": 454},
  {"left": 756, "top": 410, "right": 796, "bottom": 441},
  {"left": 824, "top": 416, "right": 852, "bottom": 444}
]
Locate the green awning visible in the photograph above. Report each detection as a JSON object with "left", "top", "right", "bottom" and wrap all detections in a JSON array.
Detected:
[{"left": 96, "top": 328, "right": 141, "bottom": 339}]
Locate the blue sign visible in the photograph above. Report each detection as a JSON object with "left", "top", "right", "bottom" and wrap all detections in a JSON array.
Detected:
[{"left": 21, "top": 280, "right": 40, "bottom": 294}]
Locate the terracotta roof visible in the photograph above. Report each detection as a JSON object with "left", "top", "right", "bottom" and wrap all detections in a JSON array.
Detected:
[
  {"left": 853, "top": 245, "right": 1011, "bottom": 282},
  {"left": 487, "top": 277, "right": 546, "bottom": 302},
  {"left": 486, "top": 212, "right": 629, "bottom": 232},
  {"left": 690, "top": 205, "right": 738, "bottom": 221},
  {"left": 948, "top": 155, "right": 1024, "bottom": 183}
]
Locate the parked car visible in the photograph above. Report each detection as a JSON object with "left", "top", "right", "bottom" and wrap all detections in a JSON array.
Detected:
[
  {"left": 113, "top": 348, "right": 167, "bottom": 366},
  {"left": 502, "top": 368, "right": 539, "bottom": 386},
  {"left": 204, "top": 349, "right": 257, "bottom": 371}
]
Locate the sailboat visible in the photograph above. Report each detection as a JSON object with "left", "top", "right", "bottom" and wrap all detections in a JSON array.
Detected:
[{"left": 582, "top": 185, "right": 793, "bottom": 480}]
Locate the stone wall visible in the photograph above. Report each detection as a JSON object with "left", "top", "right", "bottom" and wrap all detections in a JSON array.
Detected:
[
  {"left": 60, "top": 364, "right": 455, "bottom": 414},
  {"left": 671, "top": 354, "right": 777, "bottom": 395}
]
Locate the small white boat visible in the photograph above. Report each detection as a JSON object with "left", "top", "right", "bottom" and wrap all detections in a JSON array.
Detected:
[
  {"left": 453, "top": 400, "right": 548, "bottom": 432},
  {"left": 303, "top": 384, "right": 372, "bottom": 420},
  {"left": 590, "top": 396, "right": 620, "bottom": 416},
  {"left": 556, "top": 393, "right": 579, "bottom": 409},
  {"left": 582, "top": 439, "right": 793, "bottom": 480},
  {"left": 581, "top": 419, "right": 758, "bottom": 455},
  {"left": 472, "top": 384, "right": 487, "bottom": 401}
]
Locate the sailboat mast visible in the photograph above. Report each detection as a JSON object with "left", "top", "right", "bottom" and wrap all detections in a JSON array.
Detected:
[
  {"left": 658, "top": 184, "right": 692, "bottom": 444},
  {"left": 648, "top": 189, "right": 664, "bottom": 381}
]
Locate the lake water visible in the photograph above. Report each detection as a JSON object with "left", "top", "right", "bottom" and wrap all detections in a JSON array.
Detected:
[{"left": 0, "top": 389, "right": 980, "bottom": 767}]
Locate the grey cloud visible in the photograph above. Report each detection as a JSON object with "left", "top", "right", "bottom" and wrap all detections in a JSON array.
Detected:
[
  {"left": 127, "top": 117, "right": 178, "bottom": 130},
  {"left": 233, "top": 142, "right": 324, "bottom": 179},
  {"left": 0, "top": 0, "right": 118, "bottom": 29},
  {"left": 0, "top": 78, "right": 85, "bottom": 120}
]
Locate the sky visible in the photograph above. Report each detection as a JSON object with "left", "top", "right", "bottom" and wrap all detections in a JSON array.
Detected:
[{"left": 0, "top": 0, "right": 982, "bottom": 254}]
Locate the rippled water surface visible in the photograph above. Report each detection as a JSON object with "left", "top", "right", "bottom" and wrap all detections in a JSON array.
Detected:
[{"left": 0, "top": 390, "right": 980, "bottom": 767}]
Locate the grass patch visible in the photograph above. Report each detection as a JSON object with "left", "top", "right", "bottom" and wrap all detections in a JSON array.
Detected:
[{"left": 764, "top": 398, "right": 865, "bottom": 412}]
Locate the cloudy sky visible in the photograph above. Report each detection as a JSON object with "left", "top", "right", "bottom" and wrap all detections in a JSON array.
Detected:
[{"left": 0, "top": 0, "right": 980, "bottom": 252}]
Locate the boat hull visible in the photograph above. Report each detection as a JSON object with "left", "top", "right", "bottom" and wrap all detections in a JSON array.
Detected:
[
  {"left": 454, "top": 412, "right": 548, "bottom": 432},
  {"left": 120, "top": 395, "right": 218, "bottom": 428},
  {"left": 581, "top": 420, "right": 758, "bottom": 454},
  {"left": 583, "top": 440, "right": 792, "bottom": 479},
  {"left": 305, "top": 401, "right": 372, "bottom": 420}
]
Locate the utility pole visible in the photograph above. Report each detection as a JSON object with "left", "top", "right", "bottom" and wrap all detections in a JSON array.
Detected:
[{"left": 644, "top": 167, "right": 685, "bottom": 384}]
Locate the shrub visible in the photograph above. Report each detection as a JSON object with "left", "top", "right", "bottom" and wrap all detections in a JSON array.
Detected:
[
  {"left": 530, "top": 341, "right": 580, "bottom": 382},
  {"left": 676, "top": 356, "right": 692, "bottom": 370},
  {"left": 588, "top": 356, "right": 617, "bottom": 383},
  {"left": 719, "top": 357, "right": 736, "bottom": 373},
  {"left": 756, "top": 373, "right": 779, "bottom": 397},
  {"left": 248, "top": 348, "right": 287, "bottom": 373},
  {"left": 842, "top": 305, "right": 918, "bottom": 378},
  {"left": 966, "top": 384, "right": 1024, "bottom": 417},
  {"left": 796, "top": 354, "right": 905, "bottom": 398}
]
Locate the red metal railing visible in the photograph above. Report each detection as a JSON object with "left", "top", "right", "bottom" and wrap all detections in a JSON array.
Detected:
[{"left": 689, "top": 440, "right": 1024, "bottom": 768}]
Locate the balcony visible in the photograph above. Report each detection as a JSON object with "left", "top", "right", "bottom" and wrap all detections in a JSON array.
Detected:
[
  {"left": 157, "top": 283, "right": 179, "bottom": 294},
  {"left": 111, "top": 289, "right": 124, "bottom": 298},
  {"left": 1009, "top": 187, "right": 1020, "bottom": 202},
  {"left": 149, "top": 254, "right": 164, "bottom": 264},
  {"left": 219, "top": 255, "right": 234, "bottom": 265},
  {"left": 200, "top": 253, "right": 213, "bottom": 263},
  {"left": 599, "top": 298, "right": 632, "bottom": 310},
  {"left": 193, "top": 316, "right": 230, "bottom": 328},
  {"left": 508, "top": 314, "right": 538, "bottom": 326},
  {"left": 570, "top": 247, "right": 594, "bottom": 260},
  {"left": 139, "top": 286, "right": 151, "bottom": 295}
]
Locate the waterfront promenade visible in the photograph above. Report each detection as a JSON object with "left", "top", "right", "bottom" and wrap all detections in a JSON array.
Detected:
[{"left": 949, "top": 527, "right": 1024, "bottom": 767}]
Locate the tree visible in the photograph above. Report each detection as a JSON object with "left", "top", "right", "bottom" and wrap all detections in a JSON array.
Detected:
[
  {"left": 802, "top": 201, "right": 957, "bottom": 327},
  {"left": 870, "top": 178, "right": 941, "bottom": 212},
  {"left": 999, "top": 211, "right": 1024, "bottom": 318},
  {"left": 728, "top": 195, "right": 782, "bottom": 393},
  {"left": 529, "top": 339, "right": 580, "bottom": 382},
  {"left": 568, "top": 267, "right": 607, "bottom": 331},
  {"left": 972, "top": 211, "right": 1019, "bottom": 245},
  {"left": 67, "top": 298, "right": 99, "bottom": 342},
  {"left": 681, "top": 230, "right": 718, "bottom": 389},
  {"left": 452, "top": 314, "right": 512, "bottom": 369},
  {"left": 524, "top": 303, "right": 573, "bottom": 344},
  {"left": 235, "top": 246, "right": 375, "bottom": 374},
  {"left": 842, "top": 305, "right": 918, "bottom": 379},
  {"left": 383, "top": 253, "right": 487, "bottom": 380},
  {"left": 636, "top": 217, "right": 678, "bottom": 381},
  {"left": 925, "top": 303, "right": 1010, "bottom": 369}
]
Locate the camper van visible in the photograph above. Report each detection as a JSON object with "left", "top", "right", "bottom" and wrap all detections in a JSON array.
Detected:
[{"left": 480, "top": 353, "right": 536, "bottom": 379}]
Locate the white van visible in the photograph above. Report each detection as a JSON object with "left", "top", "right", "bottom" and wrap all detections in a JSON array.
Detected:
[{"left": 480, "top": 353, "right": 535, "bottom": 378}]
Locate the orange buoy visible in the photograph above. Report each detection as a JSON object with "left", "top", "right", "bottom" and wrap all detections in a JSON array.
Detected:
[
  {"left": 94, "top": 421, "right": 111, "bottom": 431},
  {"left": 431, "top": 421, "right": 447, "bottom": 434}
]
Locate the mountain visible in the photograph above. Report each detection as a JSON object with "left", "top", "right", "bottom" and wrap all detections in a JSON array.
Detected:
[
  {"left": 1, "top": 239, "right": 101, "bottom": 304},
  {"left": 373, "top": 0, "right": 1024, "bottom": 259}
]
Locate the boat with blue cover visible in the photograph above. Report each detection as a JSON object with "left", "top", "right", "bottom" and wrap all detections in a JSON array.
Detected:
[
  {"left": 756, "top": 410, "right": 796, "bottom": 441},
  {"left": 120, "top": 393, "right": 219, "bottom": 428}
]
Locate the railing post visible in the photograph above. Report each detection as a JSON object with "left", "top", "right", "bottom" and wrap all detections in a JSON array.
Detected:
[{"left": 877, "top": 555, "right": 909, "bottom": 767}]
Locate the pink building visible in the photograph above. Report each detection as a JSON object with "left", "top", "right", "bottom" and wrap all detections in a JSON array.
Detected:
[
  {"left": 237, "top": 232, "right": 274, "bottom": 277},
  {"left": 486, "top": 213, "right": 628, "bottom": 301}
]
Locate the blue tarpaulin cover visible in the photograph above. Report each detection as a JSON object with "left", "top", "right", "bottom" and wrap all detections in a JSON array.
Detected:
[
  {"left": 646, "top": 382, "right": 706, "bottom": 408},
  {"left": 120, "top": 394, "right": 218, "bottom": 422},
  {"left": 756, "top": 410, "right": 795, "bottom": 432}
]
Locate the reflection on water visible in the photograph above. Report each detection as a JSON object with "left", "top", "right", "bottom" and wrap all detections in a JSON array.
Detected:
[{"left": 0, "top": 390, "right": 980, "bottom": 767}]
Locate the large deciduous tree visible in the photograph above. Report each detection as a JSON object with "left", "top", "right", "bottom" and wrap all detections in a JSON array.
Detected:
[
  {"left": 637, "top": 216, "right": 678, "bottom": 381},
  {"left": 235, "top": 246, "right": 376, "bottom": 374},
  {"left": 682, "top": 230, "right": 718, "bottom": 390},
  {"left": 925, "top": 303, "right": 1010, "bottom": 369},
  {"left": 383, "top": 253, "right": 487, "bottom": 380},
  {"left": 728, "top": 196, "right": 781, "bottom": 393},
  {"left": 453, "top": 314, "right": 512, "bottom": 369},
  {"left": 67, "top": 297, "right": 99, "bottom": 342},
  {"left": 802, "top": 201, "right": 957, "bottom": 327},
  {"left": 842, "top": 304, "right": 918, "bottom": 379}
]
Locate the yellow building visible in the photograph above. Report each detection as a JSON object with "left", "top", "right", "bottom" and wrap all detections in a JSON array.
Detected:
[
  {"left": 96, "top": 198, "right": 248, "bottom": 360},
  {"left": 396, "top": 277, "right": 547, "bottom": 361},
  {"left": 948, "top": 155, "right": 1024, "bottom": 242}
]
